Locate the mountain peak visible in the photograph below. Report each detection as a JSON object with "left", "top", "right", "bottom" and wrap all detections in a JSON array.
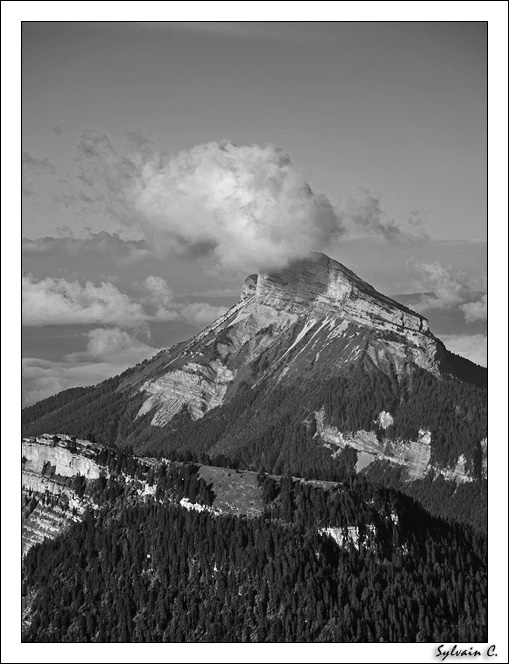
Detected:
[
  {"left": 26, "top": 252, "right": 440, "bottom": 434},
  {"left": 241, "top": 252, "right": 429, "bottom": 335}
]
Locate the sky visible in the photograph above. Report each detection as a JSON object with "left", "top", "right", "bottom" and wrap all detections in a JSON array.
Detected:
[{"left": 20, "top": 20, "right": 489, "bottom": 405}]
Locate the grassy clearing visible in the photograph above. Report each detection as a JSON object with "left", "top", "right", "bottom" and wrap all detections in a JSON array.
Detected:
[{"left": 198, "top": 465, "right": 264, "bottom": 516}]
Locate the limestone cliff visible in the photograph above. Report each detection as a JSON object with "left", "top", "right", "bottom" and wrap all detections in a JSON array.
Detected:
[
  {"left": 22, "top": 435, "right": 104, "bottom": 556},
  {"left": 314, "top": 407, "right": 487, "bottom": 482},
  {"left": 23, "top": 434, "right": 102, "bottom": 481}
]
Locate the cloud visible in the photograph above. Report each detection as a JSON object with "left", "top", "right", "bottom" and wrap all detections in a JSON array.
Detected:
[
  {"left": 22, "top": 327, "right": 157, "bottom": 407},
  {"left": 410, "top": 261, "right": 487, "bottom": 323},
  {"left": 69, "top": 133, "right": 433, "bottom": 271},
  {"left": 22, "top": 273, "right": 226, "bottom": 330},
  {"left": 22, "top": 358, "right": 118, "bottom": 407},
  {"left": 461, "top": 293, "right": 487, "bottom": 323},
  {"left": 137, "top": 275, "right": 227, "bottom": 326},
  {"left": 134, "top": 140, "right": 343, "bottom": 271},
  {"left": 441, "top": 334, "right": 487, "bottom": 367},
  {"left": 22, "top": 231, "right": 152, "bottom": 263},
  {"left": 340, "top": 190, "right": 429, "bottom": 242},
  {"left": 65, "top": 327, "right": 156, "bottom": 365},
  {"left": 139, "top": 275, "right": 175, "bottom": 309},
  {"left": 70, "top": 134, "right": 344, "bottom": 271},
  {"left": 175, "top": 302, "right": 228, "bottom": 328},
  {"left": 22, "top": 274, "right": 148, "bottom": 328}
]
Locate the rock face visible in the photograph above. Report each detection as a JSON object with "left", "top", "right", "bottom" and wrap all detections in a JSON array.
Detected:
[
  {"left": 133, "top": 253, "right": 442, "bottom": 427},
  {"left": 253, "top": 255, "right": 428, "bottom": 334},
  {"left": 23, "top": 434, "right": 102, "bottom": 482},
  {"left": 22, "top": 435, "right": 104, "bottom": 556},
  {"left": 22, "top": 498, "right": 83, "bottom": 557},
  {"left": 315, "top": 407, "right": 487, "bottom": 483},
  {"left": 315, "top": 407, "right": 432, "bottom": 480}
]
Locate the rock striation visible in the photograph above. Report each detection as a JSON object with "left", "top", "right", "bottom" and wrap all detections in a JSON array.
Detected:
[{"left": 22, "top": 435, "right": 104, "bottom": 556}]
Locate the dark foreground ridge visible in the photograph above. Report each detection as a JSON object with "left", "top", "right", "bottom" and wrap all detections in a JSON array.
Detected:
[{"left": 22, "top": 437, "right": 487, "bottom": 642}]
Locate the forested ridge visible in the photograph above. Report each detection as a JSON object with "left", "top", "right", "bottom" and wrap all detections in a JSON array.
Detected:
[{"left": 23, "top": 456, "right": 486, "bottom": 643}]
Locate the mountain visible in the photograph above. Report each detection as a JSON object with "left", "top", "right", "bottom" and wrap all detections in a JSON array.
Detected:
[
  {"left": 22, "top": 253, "right": 488, "bottom": 643},
  {"left": 22, "top": 253, "right": 487, "bottom": 527}
]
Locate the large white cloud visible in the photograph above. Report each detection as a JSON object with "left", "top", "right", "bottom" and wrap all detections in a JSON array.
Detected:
[
  {"left": 68, "top": 133, "right": 432, "bottom": 273},
  {"left": 75, "top": 135, "right": 342, "bottom": 271}
]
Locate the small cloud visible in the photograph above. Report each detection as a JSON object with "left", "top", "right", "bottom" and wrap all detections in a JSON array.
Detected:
[
  {"left": 137, "top": 275, "right": 227, "bottom": 326},
  {"left": 175, "top": 302, "right": 228, "bottom": 327},
  {"left": 461, "top": 293, "right": 487, "bottom": 323},
  {"left": 138, "top": 275, "right": 175, "bottom": 309},
  {"left": 409, "top": 261, "right": 487, "bottom": 324},
  {"left": 64, "top": 327, "right": 156, "bottom": 365},
  {"left": 340, "top": 190, "right": 429, "bottom": 243},
  {"left": 441, "top": 334, "right": 487, "bottom": 367}
]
